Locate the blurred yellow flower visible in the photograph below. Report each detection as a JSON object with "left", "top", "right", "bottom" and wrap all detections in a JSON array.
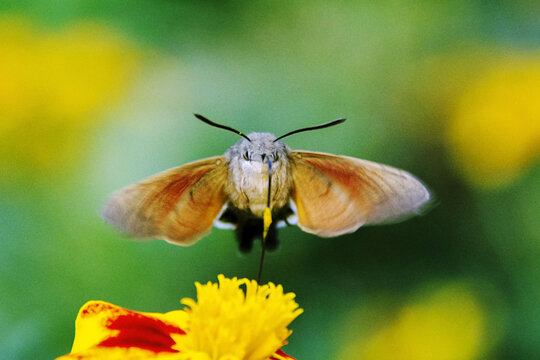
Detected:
[
  {"left": 57, "top": 275, "right": 301, "bottom": 360},
  {"left": 337, "top": 283, "right": 487, "bottom": 360},
  {"left": 0, "top": 16, "right": 141, "bottom": 180},
  {"left": 445, "top": 56, "right": 540, "bottom": 189}
]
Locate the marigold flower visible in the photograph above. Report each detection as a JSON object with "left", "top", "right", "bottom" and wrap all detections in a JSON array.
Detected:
[{"left": 57, "top": 275, "right": 302, "bottom": 360}]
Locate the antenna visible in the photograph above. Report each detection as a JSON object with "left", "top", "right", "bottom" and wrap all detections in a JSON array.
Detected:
[
  {"left": 274, "top": 118, "right": 346, "bottom": 142},
  {"left": 194, "top": 114, "right": 251, "bottom": 142}
]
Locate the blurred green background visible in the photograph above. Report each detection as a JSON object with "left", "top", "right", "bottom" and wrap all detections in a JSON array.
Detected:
[{"left": 1, "top": 1, "right": 539, "bottom": 359}]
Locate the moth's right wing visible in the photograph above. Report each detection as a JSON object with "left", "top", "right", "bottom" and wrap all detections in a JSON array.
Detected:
[
  {"left": 103, "top": 156, "right": 228, "bottom": 246},
  {"left": 290, "top": 151, "right": 431, "bottom": 237}
]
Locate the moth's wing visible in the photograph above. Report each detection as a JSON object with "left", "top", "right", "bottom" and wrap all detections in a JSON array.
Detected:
[
  {"left": 103, "top": 156, "right": 228, "bottom": 246},
  {"left": 290, "top": 151, "right": 430, "bottom": 237}
]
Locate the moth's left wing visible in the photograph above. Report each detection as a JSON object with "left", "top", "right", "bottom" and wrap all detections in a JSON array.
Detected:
[
  {"left": 290, "top": 151, "right": 430, "bottom": 237},
  {"left": 103, "top": 156, "right": 228, "bottom": 246}
]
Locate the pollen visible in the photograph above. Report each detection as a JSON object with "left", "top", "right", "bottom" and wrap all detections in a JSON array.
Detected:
[
  {"left": 173, "top": 274, "right": 303, "bottom": 360},
  {"left": 263, "top": 207, "right": 273, "bottom": 240}
]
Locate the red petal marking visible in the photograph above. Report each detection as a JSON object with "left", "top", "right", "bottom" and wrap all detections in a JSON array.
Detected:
[
  {"left": 98, "top": 312, "right": 185, "bottom": 353},
  {"left": 81, "top": 301, "right": 117, "bottom": 316},
  {"left": 270, "top": 349, "right": 296, "bottom": 359}
]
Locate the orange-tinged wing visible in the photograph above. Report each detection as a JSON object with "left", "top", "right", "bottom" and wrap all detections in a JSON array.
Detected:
[
  {"left": 103, "top": 156, "right": 228, "bottom": 246},
  {"left": 290, "top": 151, "right": 430, "bottom": 237}
]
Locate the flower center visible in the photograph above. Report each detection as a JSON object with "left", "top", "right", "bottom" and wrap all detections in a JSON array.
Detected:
[{"left": 173, "top": 274, "right": 302, "bottom": 360}]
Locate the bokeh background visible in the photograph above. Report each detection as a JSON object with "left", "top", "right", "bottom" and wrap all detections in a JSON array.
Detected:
[{"left": 1, "top": 1, "right": 539, "bottom": 359}]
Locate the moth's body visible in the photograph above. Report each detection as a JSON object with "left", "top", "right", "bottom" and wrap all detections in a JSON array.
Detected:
[
  {"left": 219, "top": 133, "right": 295, "bottom": 251},
  {"left": 103, "top": 115, "right": 431, "bottom": 254},
  {"left": 224, "top": 133, "right": 292, "bottom": 217}
]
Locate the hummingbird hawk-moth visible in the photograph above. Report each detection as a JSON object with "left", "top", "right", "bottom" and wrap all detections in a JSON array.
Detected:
[{"left": 103, "top": 114, "right": 431, "bottom": 253}]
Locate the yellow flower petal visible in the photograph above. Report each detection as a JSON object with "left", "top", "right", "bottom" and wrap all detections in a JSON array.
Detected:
[
  {"left": 58, "top": 347, "right": 182, "bottom": 360},
  {"left": 57, "top": 301, "right": 188, "bottom": 360}
]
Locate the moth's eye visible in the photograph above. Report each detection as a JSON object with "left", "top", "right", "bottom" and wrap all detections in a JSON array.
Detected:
[{"left": 243, "top": 151, "right": 250, "bottom": 161}]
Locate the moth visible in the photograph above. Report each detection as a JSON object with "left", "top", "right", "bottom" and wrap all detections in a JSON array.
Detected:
[{"left": 103, "top": 114, "right": 430, "bottom": 254}]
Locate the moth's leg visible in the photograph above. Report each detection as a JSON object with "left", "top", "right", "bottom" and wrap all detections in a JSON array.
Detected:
[
  {"left": 263, "top": 222, "right": 279, "bottom": 251},
  {"left": 235, "top": 216, "right": 260, "bottom": 253}
]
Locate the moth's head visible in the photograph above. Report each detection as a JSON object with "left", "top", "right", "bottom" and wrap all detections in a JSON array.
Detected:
[
  {"left": 226, "top": 133, "right": 289, "bottom": 163},
  {"left": 194, "top": 113, "right": 345, "bottom": 165}
]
